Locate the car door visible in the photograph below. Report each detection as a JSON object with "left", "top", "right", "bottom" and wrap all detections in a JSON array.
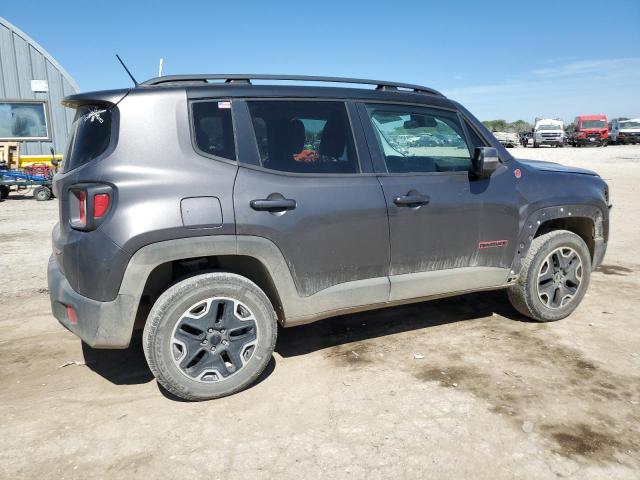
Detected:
[
  {"left": 232, "top": 99, "right": 390, "bottom": 299},
  {"left": 358, "top": 102, "right": 519, "bottom": 302}
]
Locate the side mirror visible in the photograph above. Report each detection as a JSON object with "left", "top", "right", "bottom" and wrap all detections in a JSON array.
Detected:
[{"left": 472, "top": 147, "right": 500, "bottom": 178}]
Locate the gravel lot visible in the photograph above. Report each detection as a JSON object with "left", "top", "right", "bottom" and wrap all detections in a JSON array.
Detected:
[{"left": 1, "top": 145, "right": 639, "bottom": 479}]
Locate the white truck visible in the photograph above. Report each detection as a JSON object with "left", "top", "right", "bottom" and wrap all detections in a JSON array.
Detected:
[
  {"left": 533, "top": 118, "right": 564, "bottom": 148},
  {"left": 610, "top": 118, "right": 640, "bottom": 144}
]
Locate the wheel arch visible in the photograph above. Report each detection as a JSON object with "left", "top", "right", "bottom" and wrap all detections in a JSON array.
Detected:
[
  {"left": 511, "top": 204, "right": 607, "bottom": 276},
  {"left": 132, "top": 253, "right": 284, "bottom": 331}
]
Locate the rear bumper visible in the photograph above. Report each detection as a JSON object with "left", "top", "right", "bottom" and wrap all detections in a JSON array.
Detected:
[{"left": 48, "top": 256, "right": 137, "bottom": 348}]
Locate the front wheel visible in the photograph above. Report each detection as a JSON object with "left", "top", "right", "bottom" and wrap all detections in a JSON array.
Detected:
[
  {"left": 143, "top": 272, "right": 277, "bottom": 401},
  {"left": 508, "top": 230, "right": 591, "bottom": 322}
]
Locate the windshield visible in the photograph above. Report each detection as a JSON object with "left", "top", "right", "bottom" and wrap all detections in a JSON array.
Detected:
[
  {"left": 537, "top": 124, "right": 561, "bottom": 130},
  {"left": 620, "top": 120, "right": 640, "bottom": 129},
  {"left": 580, "top": 120, "right": 606, "bottom": 129}
]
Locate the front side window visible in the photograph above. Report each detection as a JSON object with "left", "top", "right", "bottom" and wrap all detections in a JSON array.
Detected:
[
  {"left": 0, "top": 101, "right": 49, "bottom": 140},
  {"left": 365, "top": 104, "right": 472, "bottom": 173},
  {"left": 247, "top": 101, "right": 358, "bottom": 174},
  {"left": 192, "top": 100, "right": 236, "bottom": 160}
]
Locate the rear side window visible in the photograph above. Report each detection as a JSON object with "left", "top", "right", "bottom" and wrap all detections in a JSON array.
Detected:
[
  {"left": 63, "top": 106, "right": 113, "bottom": 172},
  {"left": 192, "top": 100, "right": 236, "bottom": 160},
  {"left": 247, "top": 101, "right": 358, "bottom": 174}
]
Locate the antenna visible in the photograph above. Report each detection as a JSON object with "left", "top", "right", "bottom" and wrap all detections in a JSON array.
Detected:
[
  {"left": 115, "top": 54, "right": 139, "bottom": 86},
  {"left": 158, "top": 58, "right": 164, "bottom": 77}
]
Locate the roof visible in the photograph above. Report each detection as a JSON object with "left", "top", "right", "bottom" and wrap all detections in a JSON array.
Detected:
[
  {"left": 0, "top": 16, "right": 79, "bottom": 92},
  {"left": 576, "top": 114, "right": 607, "bottom": 119}
]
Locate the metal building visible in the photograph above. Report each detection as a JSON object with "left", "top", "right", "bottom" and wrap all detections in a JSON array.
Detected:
[{"left": 0, "top": 16, "right": 79, "bottom": 162}]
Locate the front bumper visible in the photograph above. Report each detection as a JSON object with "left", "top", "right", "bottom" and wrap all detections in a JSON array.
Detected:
[
  {"left": 48, "top": 256, "right": 137, "bottom": 348},
  {"left": 535, "top": 137, "right": 563, "bottom": 145}
]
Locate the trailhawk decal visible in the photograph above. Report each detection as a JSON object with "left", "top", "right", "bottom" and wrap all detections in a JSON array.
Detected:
[{"left": 478, "top": 240, "right": 509, "bottom": 249}]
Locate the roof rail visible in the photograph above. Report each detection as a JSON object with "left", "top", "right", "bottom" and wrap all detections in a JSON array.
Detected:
[{"left": 139, "top": 74, "right": 444, "bottom": 96}]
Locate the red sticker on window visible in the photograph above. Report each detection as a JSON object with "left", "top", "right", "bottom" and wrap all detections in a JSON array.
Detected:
[{"left": 514, "top": 168, "right": 522, "bottom": 178}]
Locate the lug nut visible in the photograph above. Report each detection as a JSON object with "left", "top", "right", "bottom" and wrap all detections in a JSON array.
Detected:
[
  {"left": 208, "top": 328, "right": 213, "bottom": 333},
  {"left": 221, "top": 329, "right": 226, "bottom": 334},
  {"left": 202, "top": 339, "right": 208, "bottom": 345},
  {"left": 222, "top": 340, "right": 228, "bottom": 346},
  {"left": 210, "top": 346, "right": 216, "bottom": 352}
]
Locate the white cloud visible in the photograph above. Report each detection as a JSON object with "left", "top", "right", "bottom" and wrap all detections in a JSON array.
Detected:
[{"left": 441, "top": 58, "right": 640, "bottom": 121}]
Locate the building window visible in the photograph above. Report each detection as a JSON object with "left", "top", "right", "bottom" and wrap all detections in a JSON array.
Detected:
[{"left": 0, "top": 101, "right": 50, "bottom": 141}]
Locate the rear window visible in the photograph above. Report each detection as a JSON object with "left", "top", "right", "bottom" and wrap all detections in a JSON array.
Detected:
[
  {"left": 191, "top": 100, "right": 236, "bottom": 160},
  {"left": 63, "top": 107, "right": 113, "bottom": 172}
]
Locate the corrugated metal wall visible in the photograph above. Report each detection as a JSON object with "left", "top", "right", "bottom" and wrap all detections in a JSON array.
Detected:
[{"left": 0, "top": 16, "right": 79, "bottom": 155}]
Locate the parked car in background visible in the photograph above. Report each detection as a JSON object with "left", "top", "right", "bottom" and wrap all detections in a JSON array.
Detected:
[
  {"left": 609, "top": 118, "right": 640, "bottom": 144},
  {"left": 564, "top": 130, "right": 575, "bottom": 146},
  {"left": 492, "top": 131, "right": 519, "bottom": 148},
  {"left": 533, "top": 118, "right": 564, "bottom": 148},
  {"left": 574, "top": 114, "right": 608, "bottom": 147}
]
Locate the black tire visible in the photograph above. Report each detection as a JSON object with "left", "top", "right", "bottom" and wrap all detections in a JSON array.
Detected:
[
  {"left": 143, "top": 272, "right": 277, "bottom": 401},
  {"left": 508, "top": 230, "right": 591, "bottom": 322},
  {"left": 34, "top": 186, "right": 52, "bottom": 201},
  {"left": 533, "top": 141, "right": 539, "bottom": 148},
  {"left": 0, "top": 185, "right": 9, "bottom": 200}
]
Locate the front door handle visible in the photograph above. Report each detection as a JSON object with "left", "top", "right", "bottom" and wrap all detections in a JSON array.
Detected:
[
  {"left": 393, "top": 192, "right": 430, "bottom": 207},
  {"left": 250, "top": 198, "right": 297, "bottom": 212}
]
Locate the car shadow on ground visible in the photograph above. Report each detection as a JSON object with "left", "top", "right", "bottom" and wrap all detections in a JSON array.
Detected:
[
  {"left": 276, "top": 289, "right": 530, "bottom": 358},
  {"left": 80, "top": 289, "right": 528, "bottom": 392}
]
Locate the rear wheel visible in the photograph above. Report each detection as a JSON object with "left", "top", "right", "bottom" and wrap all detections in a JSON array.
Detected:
[
  {"left": 0, "top": 185, "right": 9, "bottom": 200},
  {"left": 508, "top": 230, "right": 591, "bottom": 322},
  {"left": 143, "top": 272, "right": 277, "bottom": 401}
]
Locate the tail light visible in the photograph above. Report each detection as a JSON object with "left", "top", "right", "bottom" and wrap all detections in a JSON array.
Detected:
[{"left": 69, "top": 184, "right": 113, "bottom": 231}]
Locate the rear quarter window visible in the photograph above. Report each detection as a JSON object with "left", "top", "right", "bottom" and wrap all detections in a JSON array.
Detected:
[
  {"left": 191, "top": 100, "right": 236, "bottom": 161},
  {"left": 63, "top": 107, "right": 114, "bottom": 172}
]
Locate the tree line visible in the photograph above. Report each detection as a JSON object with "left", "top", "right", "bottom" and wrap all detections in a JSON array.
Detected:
[{"left": 482, "top": 117, "right": 631, "bottom": 133}]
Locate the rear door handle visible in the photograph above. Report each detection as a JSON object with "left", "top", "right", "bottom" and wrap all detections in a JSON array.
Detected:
[
  {"left": 393, "top": 192, "right": 430, "bottom": 207},
  {"left": 250, "top": 198, "right": 297, "bottom": 212}
]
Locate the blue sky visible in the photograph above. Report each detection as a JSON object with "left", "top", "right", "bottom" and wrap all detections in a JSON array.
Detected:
[{"left": 3, "top": 0, "right": 639, "bottom": 122}]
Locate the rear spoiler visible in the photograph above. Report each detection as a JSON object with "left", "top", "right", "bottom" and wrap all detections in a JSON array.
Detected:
[{"left": 62, "top": 88, "right": 130, "bottom": 109}]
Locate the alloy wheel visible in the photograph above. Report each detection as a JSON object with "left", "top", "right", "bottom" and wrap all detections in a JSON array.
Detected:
[
  {"left": 536, "top": 247, "right": 583, "bottom": 309},
  {"left": 170, "top": 297, "right": 258, "bottom": 382}
]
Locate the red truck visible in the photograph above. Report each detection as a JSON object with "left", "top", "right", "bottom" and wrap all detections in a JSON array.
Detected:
[{"left": 573, "top": 114, "right": 608, "bottom": 147}]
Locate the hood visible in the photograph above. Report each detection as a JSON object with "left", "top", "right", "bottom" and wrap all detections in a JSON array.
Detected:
[{"left": 519, "top": 160, "right": 598, "bottom": 176}]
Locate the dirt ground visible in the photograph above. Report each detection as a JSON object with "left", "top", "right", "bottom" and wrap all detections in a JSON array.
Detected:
[{"left": 1, "top": 145, "right": 639, "bottom": 479}]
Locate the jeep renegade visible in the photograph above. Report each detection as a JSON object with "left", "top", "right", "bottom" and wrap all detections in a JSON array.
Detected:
[{"left": 48, "top": 74, "right": 610, "bottom": 400}]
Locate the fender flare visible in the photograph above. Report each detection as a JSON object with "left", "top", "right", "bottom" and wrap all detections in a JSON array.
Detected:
[{"left": 509, "top": 204, "right": 606, "bottom": 277}]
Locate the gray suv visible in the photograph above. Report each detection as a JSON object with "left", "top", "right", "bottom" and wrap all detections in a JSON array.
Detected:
[{"left": 48, "top": 75, "right": 610, "bottom": 400}]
